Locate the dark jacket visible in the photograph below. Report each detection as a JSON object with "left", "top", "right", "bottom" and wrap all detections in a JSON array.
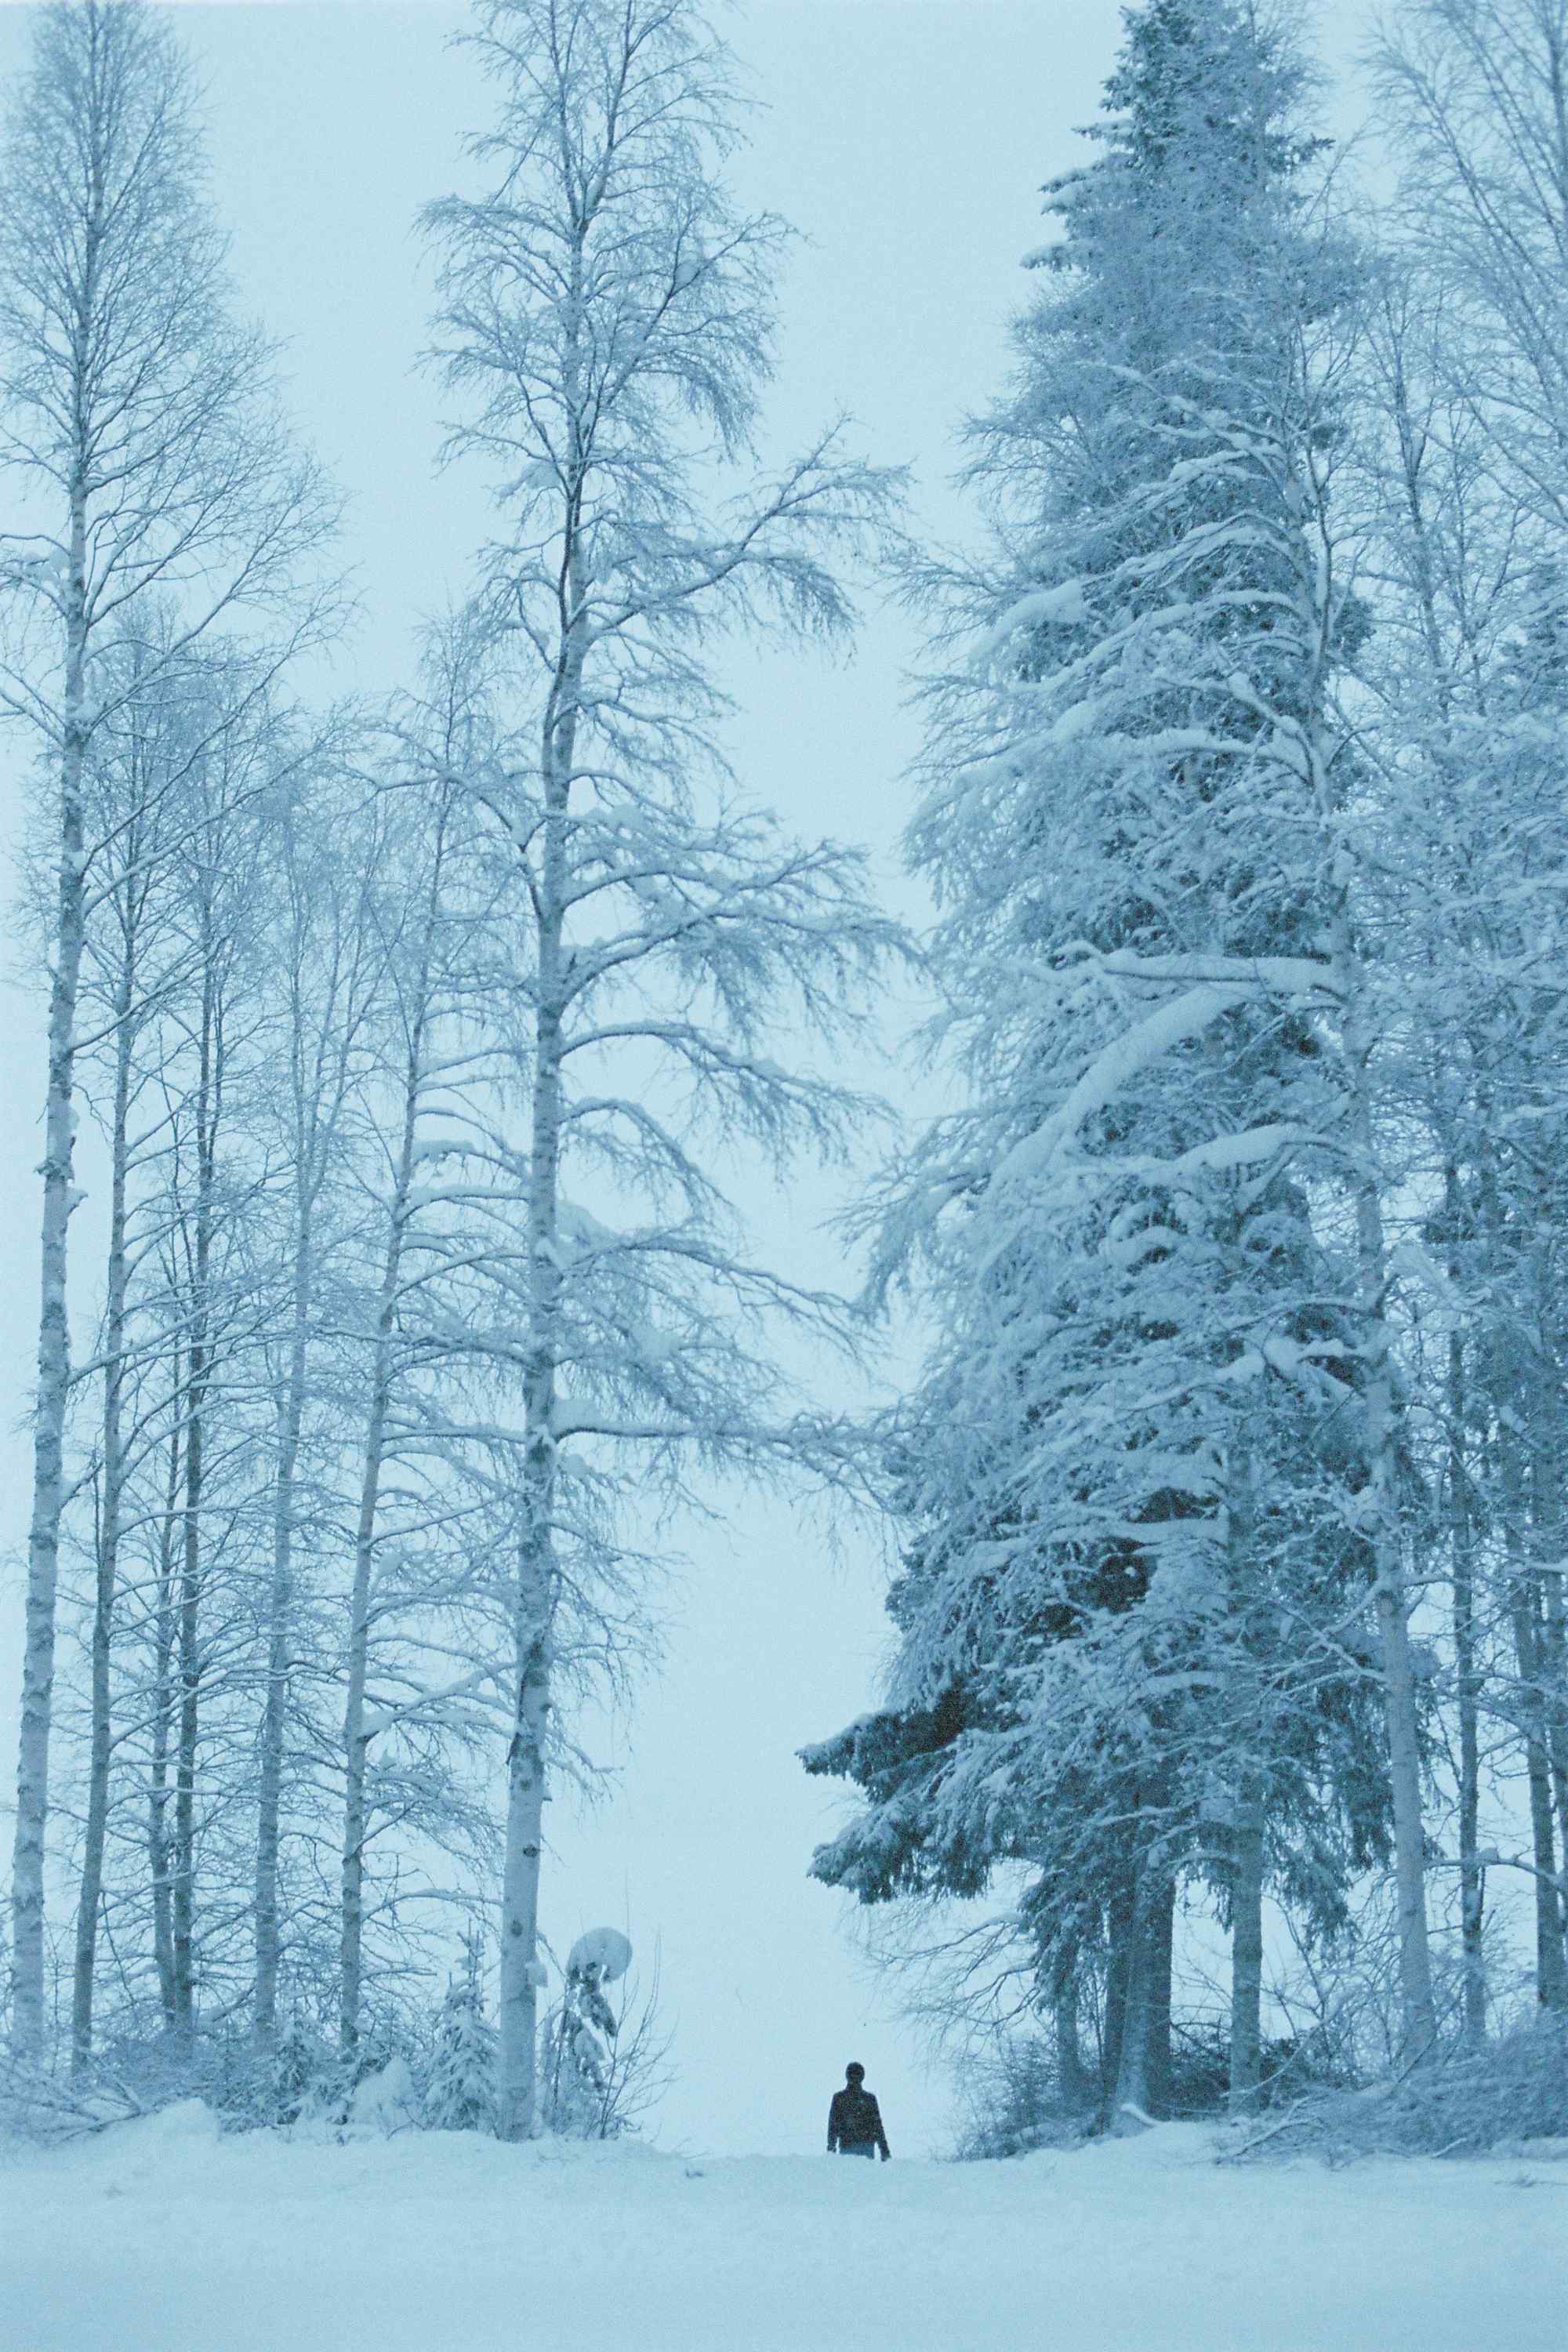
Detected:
[{"left": 828, "top": 2083, "right": 890, "bottom": 2158}]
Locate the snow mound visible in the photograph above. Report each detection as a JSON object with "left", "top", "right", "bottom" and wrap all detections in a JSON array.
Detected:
[
  {"left": 567, "top": 1926, "right": 633, "bottom": 1983},
  {"left": 349, "top": 2056, "right": 419, "bottom": 2132}
]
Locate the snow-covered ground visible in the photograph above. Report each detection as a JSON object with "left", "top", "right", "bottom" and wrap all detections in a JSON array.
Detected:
[{"left": 2, "top": 2101, "right": 1563, "bottom": 2352}]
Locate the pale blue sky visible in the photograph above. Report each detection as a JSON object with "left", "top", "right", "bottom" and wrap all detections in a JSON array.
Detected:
[{"left": 0, "top": 0, "right": 1372, "bottom": 2157}]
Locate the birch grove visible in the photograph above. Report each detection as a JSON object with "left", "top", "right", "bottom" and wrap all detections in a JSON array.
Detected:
[{"left": 0, "top": 0, "right": 336, "bottom": 2056}]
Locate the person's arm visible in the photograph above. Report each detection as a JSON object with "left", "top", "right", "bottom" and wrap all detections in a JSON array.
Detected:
[
  {"left": 870, "top": 2096, "right": 891, "bottom": 2160},
  {"left": 827, "top": 2092, "right": 840, "bottom": 2153}
]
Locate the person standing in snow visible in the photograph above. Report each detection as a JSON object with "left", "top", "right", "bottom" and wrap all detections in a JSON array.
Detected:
[{"left": 827, "top": 2061, "right": 891, "bottom": 2159}]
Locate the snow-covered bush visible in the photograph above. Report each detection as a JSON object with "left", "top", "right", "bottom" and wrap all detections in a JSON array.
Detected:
[
  {"left": 260, "top": 2016, "right": 347, "bottom": 2128},
  {"left": 0, "top": 2050, "right": 145, "bottom": 2145},
  {"left": 348, "top": 2054, "right": 420, "bottom": 2133},
  {"left": 951, "top": 2036, "right": 1094, "bottom": 2161},
  {"left": 1355, "top": 2016, "right": 1568, "bottom": 2158},
  {"left": 536, "top": 1957, "right": 673, "bottom": 2141}
]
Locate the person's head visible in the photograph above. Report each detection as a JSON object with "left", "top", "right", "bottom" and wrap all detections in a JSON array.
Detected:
[{"left": 844, "top": 2061, "right": 865, "bottom": 2085}]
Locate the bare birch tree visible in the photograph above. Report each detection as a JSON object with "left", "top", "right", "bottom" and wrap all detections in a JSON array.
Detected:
[
  {"left": 424, "top": 0, "right": 902, "bottom": 2137},
  {"left": 252, "top": 751, "right": 394, "bottom": 2057}
]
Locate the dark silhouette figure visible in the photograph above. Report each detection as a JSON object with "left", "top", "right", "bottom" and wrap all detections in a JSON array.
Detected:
[{"left": 827, "top": 2060, "right": 891, "bottom": 2159}]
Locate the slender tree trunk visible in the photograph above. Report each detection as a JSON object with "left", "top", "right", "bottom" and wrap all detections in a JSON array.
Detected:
[
  {"left": 1494, "top": 1310, "right": 1568, "bottom": 2013},
  {"left": 1446, "top": 1212, "right": 1487, "bottom": 2049},
  {"left": 1530, "top": 1336, "right": 1568, "bottom": 2010},
  {"left": 340, "top": 1236, "right": 399, "bottom": 2059},
  {"left": 1229, "top": 1799, "right": 1266, "bottom": 2115},
  {"left": 1101, "top": 1858, "right": 1137, "bottom": 2114},
  {"left": 172, "top": 1352, "right": 202, "bottom": 2047},
  {"left": 172, "top": 969, "right": 216, "bottom": 2049},
  {"left": 340, "top": 921, "right": 441, "bottom": 2055},
  {"left": 255, "top": 1232, "right": 311, "bottom": 2053},
  {"left": 71, "top": 977, "right": 136, "bottom": 2073},
  {"left": 1544, "top": 1559, "right": 1568, "bottom": 1935},
  {"left": 497, "top": 1600, "right": 553, "bottom": 2140},
  {"left": 1052, "top": 1949, "right": 1090, "bottom": 2112},
  {"left": 495, "top": 1022, "right": 564, "bottom": 2138},
  {"left": 1331, "top": 918, "right": 1436, "bottom": 2055},
  {"left": 1510, "top": 1571, "right": 1568, "bottom": 2009},
  {"left": 1363, "top": 1346, "right": 1437, "bottom": 2053},
  {"left": 496, "top": 522, "right": 587, "bottom": 2140},
  {"left": 1146, "top": 1867, "right": 1174, "bottom": 2117},
  {"left": 71, "top": 1495, "right": 114, "bottom": 2078},
  {"left": 149, "top": 1390, "right": 181, "bottom": 2028},
  {"left": 11, "top": 482, "right": 91, "bottom": 2055},
  {"left": 1297, "top": 423, "right": 1436, "bottom": 2057},
  {"left": 1112, "top": 1846, "right": 1174, "bottom": 2125},
  {"left": 1225, "top": 1421, "right": 1265, "bottom": 2111}
]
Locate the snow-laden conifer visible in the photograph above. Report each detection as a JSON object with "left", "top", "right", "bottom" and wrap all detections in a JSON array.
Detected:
[
  {"left": 808, "top": 0, "right": 1433, "bottom": 2104},
  {"left": 424, "top": 1934, "right": 498, "bottom": 2132}
]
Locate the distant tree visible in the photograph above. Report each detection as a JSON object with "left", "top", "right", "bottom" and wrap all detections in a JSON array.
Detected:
[
  {"left": 60, "top": 627, "right": 276, "bottom": 2069},
  {"left": 252, "top": 739, "right": 395, "bottom": 2060}
]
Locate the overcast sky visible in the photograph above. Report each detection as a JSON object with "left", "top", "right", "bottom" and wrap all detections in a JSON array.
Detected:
[{"left": 0, "top": 0, "right": 1372, "bottom": 2158}]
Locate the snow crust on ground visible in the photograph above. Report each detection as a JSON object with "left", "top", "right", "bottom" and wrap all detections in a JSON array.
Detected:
[{"left": 2, "top": 2106, "right": 1563, "bottom": 2352}]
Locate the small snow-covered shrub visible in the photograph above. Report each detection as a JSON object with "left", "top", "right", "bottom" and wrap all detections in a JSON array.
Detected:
[
  {"left": 1372, "top": 2014, "right": 1568, "bottom": 2155},
  {"left": 0, "top": 2051, "right": 145, "bottom": 2144},
  {"left": 256, "top": 2016, "right": 347, "bottom": 2128},
  {"left": 1228, "top": 2013, "right": 1568, "bottom": 2162},
  {"left": 951, "top": 2035, "right": 1093, "bottom": 2161},
  {"left": 536, "top": 1962, "right": 673, "bottom": 2141},
  {"left": 1165, "top": 2018, "right": 1348, "bottom": 2118},
  {"left": 1166, "top": 2017, "right": 1231, "bottom": 2118},
  {"left": 349, "top": 2053, "right": 420, "bottom": 2132},
  {"left": 423, "top": 1979, "right": 496, "bottom": 2132}
]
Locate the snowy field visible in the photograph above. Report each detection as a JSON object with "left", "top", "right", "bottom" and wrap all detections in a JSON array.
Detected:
[{"left": 2, "top": 2104, "right": 1563, "bottom": 2352}]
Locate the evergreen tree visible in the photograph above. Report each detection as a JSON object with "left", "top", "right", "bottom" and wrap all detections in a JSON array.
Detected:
[
  {"left": 806, "top": 0, "right": 1410, "bottom": 2114},
  {"left": 424, "top": 1936, "right": 498, "bottom": 2133}
]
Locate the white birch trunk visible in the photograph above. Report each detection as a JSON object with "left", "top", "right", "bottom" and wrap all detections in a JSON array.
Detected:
[
  {"left": 1339, "top": 942, "right": 1437, "bottom": 2054},
  {"left": 10, "top": 482, "right": 89, "bottom": 2054},
  {"left": 496, "top": 526, "right": 584, "bottom": 2141},
  {"left": 1296, "top": 423, "right": 1438, "bottom": 2056},
  {"left": 339, "top": 817, "right": 448, "bottom": 2054},
  {"left": 1447, "top": 1305, "right": 1487, "bottom": 2050},
  {"left": 1508, "top": 1555, "right": 1568, "bottom": 2009},
  {"left": 71, "top": 952, "right": 136, "bottom": 2072},
  {"left": 172, "top": 964, "right": 217, "bottom": 2048},
  {"left": 149, "top": 1387, "right": 181, "bottom": 2028},
  {"left": 339, "top": 1157, "right": 408, "bottom": 2057},
  {"left": 1528, "top": 1329, "right": 1568, "bottom": 2009},
  {"left": 254, "top": 1228, "right": 310, "bottom": 2053}
]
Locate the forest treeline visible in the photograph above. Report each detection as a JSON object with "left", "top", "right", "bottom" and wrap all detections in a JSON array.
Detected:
[{"left": 3, "top": 0, "right": 1568, "bottom": 2155}]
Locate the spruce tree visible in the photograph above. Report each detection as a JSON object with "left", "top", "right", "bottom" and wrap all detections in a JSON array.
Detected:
[
  {"left": 807, "top": 0, "right": 1405, "bottom": 2113},
  {"left": 424, "top": 1937, "right": 498, "bottom": 2133}
]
